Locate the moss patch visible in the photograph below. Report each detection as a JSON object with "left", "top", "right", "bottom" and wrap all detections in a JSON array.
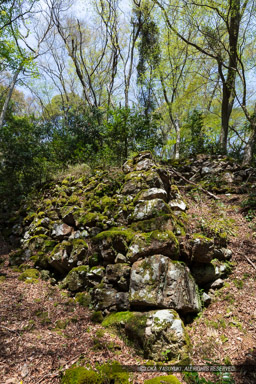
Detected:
[
  {"left": 18, "top": 268, "right": 39, "bottom": 284},
  {"left": 93, "top": 227, "right": 135, "bottom": 243},
  {"left": 102, "top": 311, "right": 135, "bottom": 327},
  {"left": 61, "top": 366, "right": 102, "bottom": 384},
  {"left": 143, "top": 375, "right": 182, "bottom": 384}
]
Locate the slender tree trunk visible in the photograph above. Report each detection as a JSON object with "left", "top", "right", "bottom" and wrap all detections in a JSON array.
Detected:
[
  {"left": 242, "top": 107, "right": 256, "bottom": 165},
  {"left": 219, "top": 0, "right": 240, "bottom": 153},
  {"left": 174, "top": 118, "right": 180, "bottom": 160},
  {"left": 0, "top": 68, "right": 21, "bottom": 129},
  {"left": 219, "top": 83, "right": 233, "bottom": 153},
  {"left": 242, "top": 130, "right": 255, "bottom": 165}
]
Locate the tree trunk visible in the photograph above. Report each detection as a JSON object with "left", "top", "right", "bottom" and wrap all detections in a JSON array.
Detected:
[
  {"left": 174, "top": 118, "right": 180, "bottom": 160},
  {"left": 243, "top": 119, "right": 256, "bottom": 165},
  {"left": 219, "top": 83, "right": 233, "bottom": 154},
  {"left": 219, "top": 0, "right": 240, "bottom": 154}
]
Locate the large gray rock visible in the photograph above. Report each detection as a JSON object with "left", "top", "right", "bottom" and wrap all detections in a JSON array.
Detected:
[
  {"left": 126, "top": 231, "right": 179, "bottom": 263},
  {"left": 191, "top": 235, "right": 215, "bottom": 263},
  {"left": 129, "top": 255, "right": 201, "bottom": 313},
  {"left": 51, "top": 223, "right": 73, "bottom": 239},
  {"left": 48, "top": 239, "right": 88, "bottom": 275},
  {"left": 131, "top": 199, "right": 171, "bottom": 221},
  {"left": 136, "top": 188, "right": 167, "bottom": 202},
  {"left": 103, "top": 309, "right": 191, "bottom": 362},
  {"left": 135, "top": 158, "right": 156, "bottom": 172},
  {"left": 61, "top": 266, "right": 89, "bottom": 291},
  {"left": 93, "top": 288, "right": 129, "bottom": 312},
  {"left": 104, "top": 263, "right": 131, "bottom": 291}
]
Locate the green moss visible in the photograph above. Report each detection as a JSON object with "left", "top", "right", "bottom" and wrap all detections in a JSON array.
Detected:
[
  {"left": 102, "top": 311, "right": 135, "bottom": 327},
  {"left": 18, "top": 268, "right": 39, "bottom": 283},
  {"left": 55, "top": 319, "right": 70, "bottom": 329},
  {"left": 90, "top": 311, "right": 104, "bottom": 323},
  {"left": 89, "top": 253, "right": 99, "bottom": 267},
  {"left": 144, "top": 375, "right": 182, "bottom": 384},
  {"left": 67, "top": 195, "right": 80, "bottom": 205},
  {"left": 61, "top": 362, "right": 130, "bottom": 384},
  {"left": 130, "top": 214, "right": 175, "bottom": 232},
  {"left": 61, "top": 366, "right": 102, "bottom": 384},
  {"left": 35, "top": 310, "right": 51, "bottom": 324},
  {"left": 51, "top": 241, "right": 72, "bottom": 256},
  {"left": 0, "top": 275, "right": 6, "bottom": 283},
  {"left": 94, "top": 183, "right": 111, "bottom": 197},
  {"left": 75, "top": 292, "right": 91, "bottom": 307},
  {"left": 103, "top": 311, "right": 147, "bottom": 352},
  {"left": 75, "top": 211, "right": 108, "bottom": 227},
  {"left": 42, "top": 240, "right": 58, "bottom": 252},
  {"left": 23, "top": 212, "right": 36, "bottom": 225},
  {"left": 62, "top": 265, "right": 90, "bottom": 291},
  {"left": 98, "top": 362, "right": 130, "bottom": 384},
  {"left": 93, "top": 227, "right": 135, "bottom": 243},
  {"left": 192, "top": 233, "right": 213, "bottom": 242}
]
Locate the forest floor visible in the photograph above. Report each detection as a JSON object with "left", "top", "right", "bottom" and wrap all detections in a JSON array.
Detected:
[{"left": 0, "top": 193, "right": 256, "bottom": 384}]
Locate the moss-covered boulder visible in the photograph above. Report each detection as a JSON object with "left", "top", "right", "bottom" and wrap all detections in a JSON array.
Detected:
[
  {"left": 104, "top": 264, "right": 131, "bottom": 291},
  {"left": 93, "top": 287, "right": 129, "bottom": 312},
  {"left": 191, "top": 234, "right": 215, "bottom": 263},
  {"left": 48, "top": 239, "right": 88, "bottom": 275},
  {"left": 103, "top": 309, "right": 191, "bottom": 362},
  {"left": 126, "top": 230, "right": 179, "bottom": 263},
  {"left": 18, "top": 268, "right": 40, "bottom": 284},
  {"left": 129, "top": 255, "right": 201, "bottom": 313},
  {"left": 62, "top": 362, "right": 130, "bottom": 384},
  {"left": 135, "top": 188, "right": 168, "bottom": 203},
  {"left": 131, "top": 199, "right": 171, "bottom": 222},
  {"left": 130, "top": 214, "right": 175, "bottom": 233},
  {"left": 87, "top": 266, "right": 105, "bottom": 285},
  {"left": 93, "top": 227, "right": 135, "bottom": 263},
  {"left": 61, "top": 266, "right": 90, "bottom": 291},
  {"left": 61, "top": 366, "right": 102, "bottom": 384}
]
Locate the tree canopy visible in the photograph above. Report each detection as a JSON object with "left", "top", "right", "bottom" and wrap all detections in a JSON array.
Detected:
[{"left": 0, "top": 0, "right": 256, "bottom": 205}]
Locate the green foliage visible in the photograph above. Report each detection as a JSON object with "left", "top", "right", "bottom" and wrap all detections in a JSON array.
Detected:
[
  {"left": 0, "top": 1, "right": 35, "bottom": 71},
  {"left": 103, "top": 107, "right": 162, "bottom": 164},
  {"left": 181, "top": 110, "right": 205, "bottom": 156},
  {"left": 0, "top": 114, "right": 54, "bottom": 205},
  {"left": 183, "top": 371, "right": 235, "bottom": 384}
]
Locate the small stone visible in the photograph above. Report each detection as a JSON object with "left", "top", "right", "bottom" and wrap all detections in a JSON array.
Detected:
[
  {"left": 138, "top": 188, "right": 167, "bottom": 202},
  {"left": 169, "top": 199, "right": 187, "bottom": 211},
  {"left": 21, "top": 363, "right": 29, "bottom": 378},
  {"left": 115, "top": 253, "right": 127, "bottom": 263},
  {"left": 222, "top": 172, "right": 234, "bottom": 183},
  {"left": 210, "top": 278, "right": 224, "bottom": 289},
  {"left": 201, "top": 166, "right": 213, "bottom": 175},
  {"left": 136, "top": 158, "right": 156, "bottom": 171},
  {"left": 52, "top": 223, "right": 73, "bottom": 239},
  {"left": 202, "top": 292, "right": 211, "bottom": 305}
]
